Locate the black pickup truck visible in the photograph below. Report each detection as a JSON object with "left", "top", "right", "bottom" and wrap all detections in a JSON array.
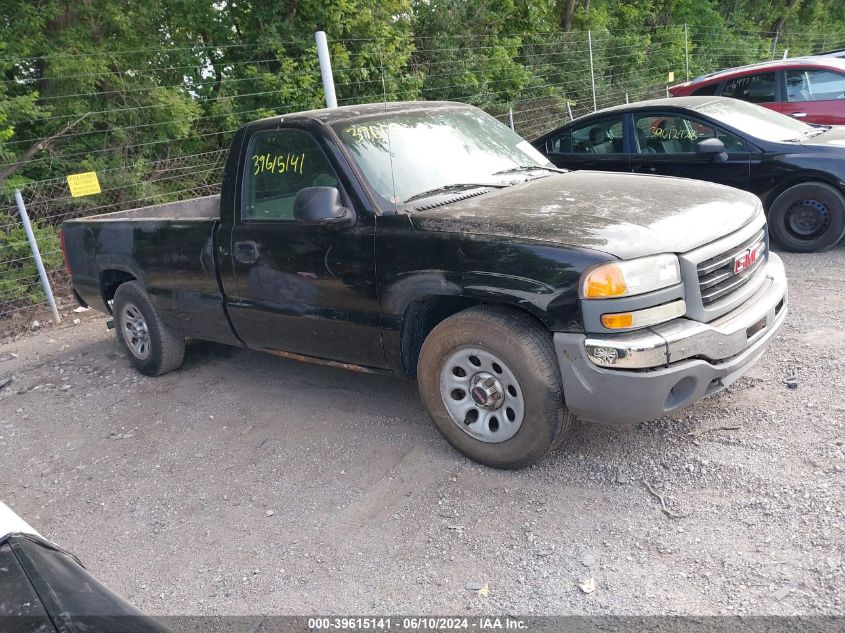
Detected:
[{"left": 62, "top": 101, "right": 788, "bottom": 468}]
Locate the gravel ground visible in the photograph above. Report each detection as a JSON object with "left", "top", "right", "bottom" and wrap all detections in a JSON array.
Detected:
[{"left": 0, "top": 244, "right": 843, "bottom": 617}]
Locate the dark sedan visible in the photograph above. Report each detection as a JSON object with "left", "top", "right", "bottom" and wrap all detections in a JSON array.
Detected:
[{"left": 532, "top": 96, "right": 845, "bottom": 252}]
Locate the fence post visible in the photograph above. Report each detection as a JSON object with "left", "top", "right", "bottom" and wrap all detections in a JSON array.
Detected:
[
  {"left": 14, "top": 189, "right": 60, "bottom": 324},
  {"left": 588, "top": 30, "right": 597, "bottom": 112},
  {"left": 315, "top": 31, "right": 337, "bottom": 108},
  {"left": 770, "top": 31, "right": 780, "bottom": 61},
  {"left": 684, "top": 23, "right": 690, "bottom": 81},
  {"left": 507, "top": 107, "right": 514, "bottom": 130}
]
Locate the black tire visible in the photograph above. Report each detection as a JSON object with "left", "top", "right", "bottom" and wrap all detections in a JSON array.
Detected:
[
  {"left": 417, "top": 306, "right": 572, "bottom": 469},
  {"left": 768, "top": 182, "right": 845, "bottom": 253},
  {"left": 113, "top": 281, "right": 185, "bottom": 376}
]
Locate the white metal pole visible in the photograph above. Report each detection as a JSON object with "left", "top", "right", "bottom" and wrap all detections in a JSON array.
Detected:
[
  {"left": 508, "top": 108, "right": 514, "bottom": 130},
  {"left": 14, "top": 189, "right": 60, "bottom": 324},
  {"left": 684, "top": 23, "right": 690, "bottom": 81},
  {"left": 315, "top": 31, "right": 337, "bottom": 108},
  {"left": 588, "top": 31, "right": 597, "bottom": 112}
]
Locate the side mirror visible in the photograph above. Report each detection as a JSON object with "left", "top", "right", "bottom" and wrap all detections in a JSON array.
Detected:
[
  {"left": 293, "top": 187, "right": 355, "bottom": 228},
  {"left": 695, "top": 137, "right": 728, "bottom": 162}
]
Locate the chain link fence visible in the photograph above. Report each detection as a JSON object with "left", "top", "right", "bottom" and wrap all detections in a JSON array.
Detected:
[{"left": 2, "top": 23, "right": 843, "bottom": 322}]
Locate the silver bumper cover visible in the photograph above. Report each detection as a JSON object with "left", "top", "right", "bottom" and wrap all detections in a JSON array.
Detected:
[{"left": 553, "top": 253, "right": 787, "bottom": 425}]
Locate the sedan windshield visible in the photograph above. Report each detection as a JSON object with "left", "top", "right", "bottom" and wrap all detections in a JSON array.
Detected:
[
  {"left": 332, "top": 108, "right": 555, "bottom": 204},
  {"left": 693, "top": 98, "right": 817, "bottom": 142}
]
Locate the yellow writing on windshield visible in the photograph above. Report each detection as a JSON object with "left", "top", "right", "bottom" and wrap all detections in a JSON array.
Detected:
[
  {"left": 252, "top": 152, "right": 306, "bottom": 176},
  {"left": 345, "top": 124, "right": 388, "bottom": 143}
]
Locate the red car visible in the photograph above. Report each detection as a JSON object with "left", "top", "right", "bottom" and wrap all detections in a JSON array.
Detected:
[{"left": 669, "top": 57, "right": 845, "bottom": 125}]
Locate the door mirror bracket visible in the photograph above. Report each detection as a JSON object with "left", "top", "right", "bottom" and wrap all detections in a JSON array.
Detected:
[
  {"left": 293, "top": 187, "right": 355, "bottom": 228},
  {"left": 695, "top": 137, "right": 728, "bottom": 163}
]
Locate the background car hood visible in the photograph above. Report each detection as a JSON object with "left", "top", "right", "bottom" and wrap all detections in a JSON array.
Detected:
[{"left": 409, "top": 172, "right": 761, "bottom": 259}]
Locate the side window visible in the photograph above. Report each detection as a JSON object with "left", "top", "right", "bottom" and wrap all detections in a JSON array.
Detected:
[
  {"left": 570, "top": 118, "right": 625, "bottom": 154},
  {"left": 548, "top": 131, "right": 572, "bottom": 153},
  {"left": 786, "top": 69, "right": 845, "bottom": 102},
  {"left": 244, "top": 129, "right": 339, "bottom": 221},
  {"left": 691, "top": 82, "right": 720, "bottom": 96},
  {"left": 634, "top": 115, "right": 746, "bottom": 154},
  {"left": 721, "top": 72, "right": 776, "bottom": 103}
]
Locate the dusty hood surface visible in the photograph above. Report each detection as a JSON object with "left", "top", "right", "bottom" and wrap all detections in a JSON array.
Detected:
[{"left": 409, "top": 171, "right": 762, "bottom": 259}]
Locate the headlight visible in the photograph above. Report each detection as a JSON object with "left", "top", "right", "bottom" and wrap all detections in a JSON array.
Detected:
[{"left": 581, "top": 254, "right": 681, "bottom": 299}]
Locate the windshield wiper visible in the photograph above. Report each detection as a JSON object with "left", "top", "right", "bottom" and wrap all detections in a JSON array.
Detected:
[
  {"left": 790, "top": 126, "right": 829, "bottom": 141},
  {"left": 492, "top": 164, "right": 566, "bottom": 175},
  {"left": 404, "top": 182, "right": 507, "bottom": 203}
]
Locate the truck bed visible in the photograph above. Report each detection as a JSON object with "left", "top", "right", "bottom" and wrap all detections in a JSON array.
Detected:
[
  {"left": 62, "top": 193, "right": 242, "bottom": 346},
  {"left": 78, "top": 194, "right": 220, "bottom": 221}
]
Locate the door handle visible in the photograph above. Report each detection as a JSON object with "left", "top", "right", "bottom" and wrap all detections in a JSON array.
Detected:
[
  {"left": 234, "top": 241, "right": 259, "bottom": 264},
  {"left": 789, "top": 112, "right": 807, "bottom": 118}
]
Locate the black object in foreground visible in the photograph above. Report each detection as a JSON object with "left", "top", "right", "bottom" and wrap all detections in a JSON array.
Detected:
[{"left": 0, "top": 503, "right": 169, "bottom": 633}]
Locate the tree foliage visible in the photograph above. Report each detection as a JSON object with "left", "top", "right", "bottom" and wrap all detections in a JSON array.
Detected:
[{"left": 1, "top": 0, "right": 843, "bottom": 190}]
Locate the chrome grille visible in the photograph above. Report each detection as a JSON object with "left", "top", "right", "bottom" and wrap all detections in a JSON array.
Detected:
[{"left": 696, "top": 228, "right": 766, "bottom": 307}]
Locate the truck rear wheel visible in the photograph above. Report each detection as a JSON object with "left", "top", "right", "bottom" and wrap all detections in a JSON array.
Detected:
[
  {"left": 113, "top": 281, "right": 185, "bottom": 376},
  {"left": 417, "top": 306, "right": 572, "bottom": 469},
  {"left": 768, "top": 182, "right": 845, "bottom": 252}
]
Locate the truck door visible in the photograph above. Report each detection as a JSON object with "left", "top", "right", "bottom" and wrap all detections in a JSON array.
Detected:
[{"left": 221, "top": 126, "right": 386, "bottom": 368}]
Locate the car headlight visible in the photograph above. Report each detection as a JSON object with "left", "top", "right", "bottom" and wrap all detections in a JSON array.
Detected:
[{"left": 581, "top": 254, "right": 681, "bottom": 299}]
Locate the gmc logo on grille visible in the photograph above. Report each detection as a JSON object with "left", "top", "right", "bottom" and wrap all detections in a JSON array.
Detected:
[{"left": 734, "top": 243, "right": 764, "bottom": 274}]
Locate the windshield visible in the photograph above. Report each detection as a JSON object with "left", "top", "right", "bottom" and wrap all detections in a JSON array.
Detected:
[
  {"left": 332, "top": 107, "right": 554, "bottom": 204},
  {"left": 693, "top": 98, "right": 816, "bottom": 142}
]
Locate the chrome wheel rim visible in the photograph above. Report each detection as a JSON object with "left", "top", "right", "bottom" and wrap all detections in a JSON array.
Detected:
[
  {"left": 120, "top": 302, "right": 150, "bottom": 360},
  {"left": 439, "top": 347, "right": 525, "bottom": 443}
]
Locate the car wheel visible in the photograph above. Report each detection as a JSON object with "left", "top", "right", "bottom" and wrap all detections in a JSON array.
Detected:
[
  {"left": 417, "top": 306, "right": 572, "bottom": 469},
  {"left": 113, "top": 281, "right": 185, "bottom": 376},
  {"left": 768, "top": 182, "right": 845, "bottom": 253}
]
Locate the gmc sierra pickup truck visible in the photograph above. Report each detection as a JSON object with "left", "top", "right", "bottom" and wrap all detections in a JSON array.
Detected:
[{"left": 62, "top": 101, "right": 788, "bottom": 469}]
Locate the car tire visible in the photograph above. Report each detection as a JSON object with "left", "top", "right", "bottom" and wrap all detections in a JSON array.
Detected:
[
  {"left": 768, "top": 182, "right": 845, "bottom": 253},
  {"left": 417, "top": 305, "right": 572, "bottom": 469},
  {"left": 113, "top": 281, "right": 185, "bottom": 376}
]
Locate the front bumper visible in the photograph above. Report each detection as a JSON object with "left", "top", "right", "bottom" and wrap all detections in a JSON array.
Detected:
[{"left": 553, "top": 253, "right": 788, "bottom": 425}]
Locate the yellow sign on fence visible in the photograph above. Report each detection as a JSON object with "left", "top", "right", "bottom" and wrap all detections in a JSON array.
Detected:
[
  {"left": 667, "top": 71, "right": 675, "bottom": 82},
  {"left": 67, "top": 171, "right": 101, "bottom": 197}
]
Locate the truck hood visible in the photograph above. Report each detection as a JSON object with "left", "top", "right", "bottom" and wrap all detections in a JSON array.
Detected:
[{"left": 408, "top": 171, "right": 762, "bottom": 259}]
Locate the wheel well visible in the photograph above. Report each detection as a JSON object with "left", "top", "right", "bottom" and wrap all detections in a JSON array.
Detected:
[
  {"left": 763, "top": 175, "right": 844, "bottom": 210},
  {"left": 400, "top": 296, "right": 547, "bottom": 378},
  {"left": 100, "top": 270, "right": 136, "bottom": 311}
]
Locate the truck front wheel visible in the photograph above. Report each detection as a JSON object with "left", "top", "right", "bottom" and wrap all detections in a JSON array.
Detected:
[
  {"left": 113, "top": 281, "right": 185, "bottom": 376},
  {"left": 417, "top": 306, "right": 572, "bottom": 469}
]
